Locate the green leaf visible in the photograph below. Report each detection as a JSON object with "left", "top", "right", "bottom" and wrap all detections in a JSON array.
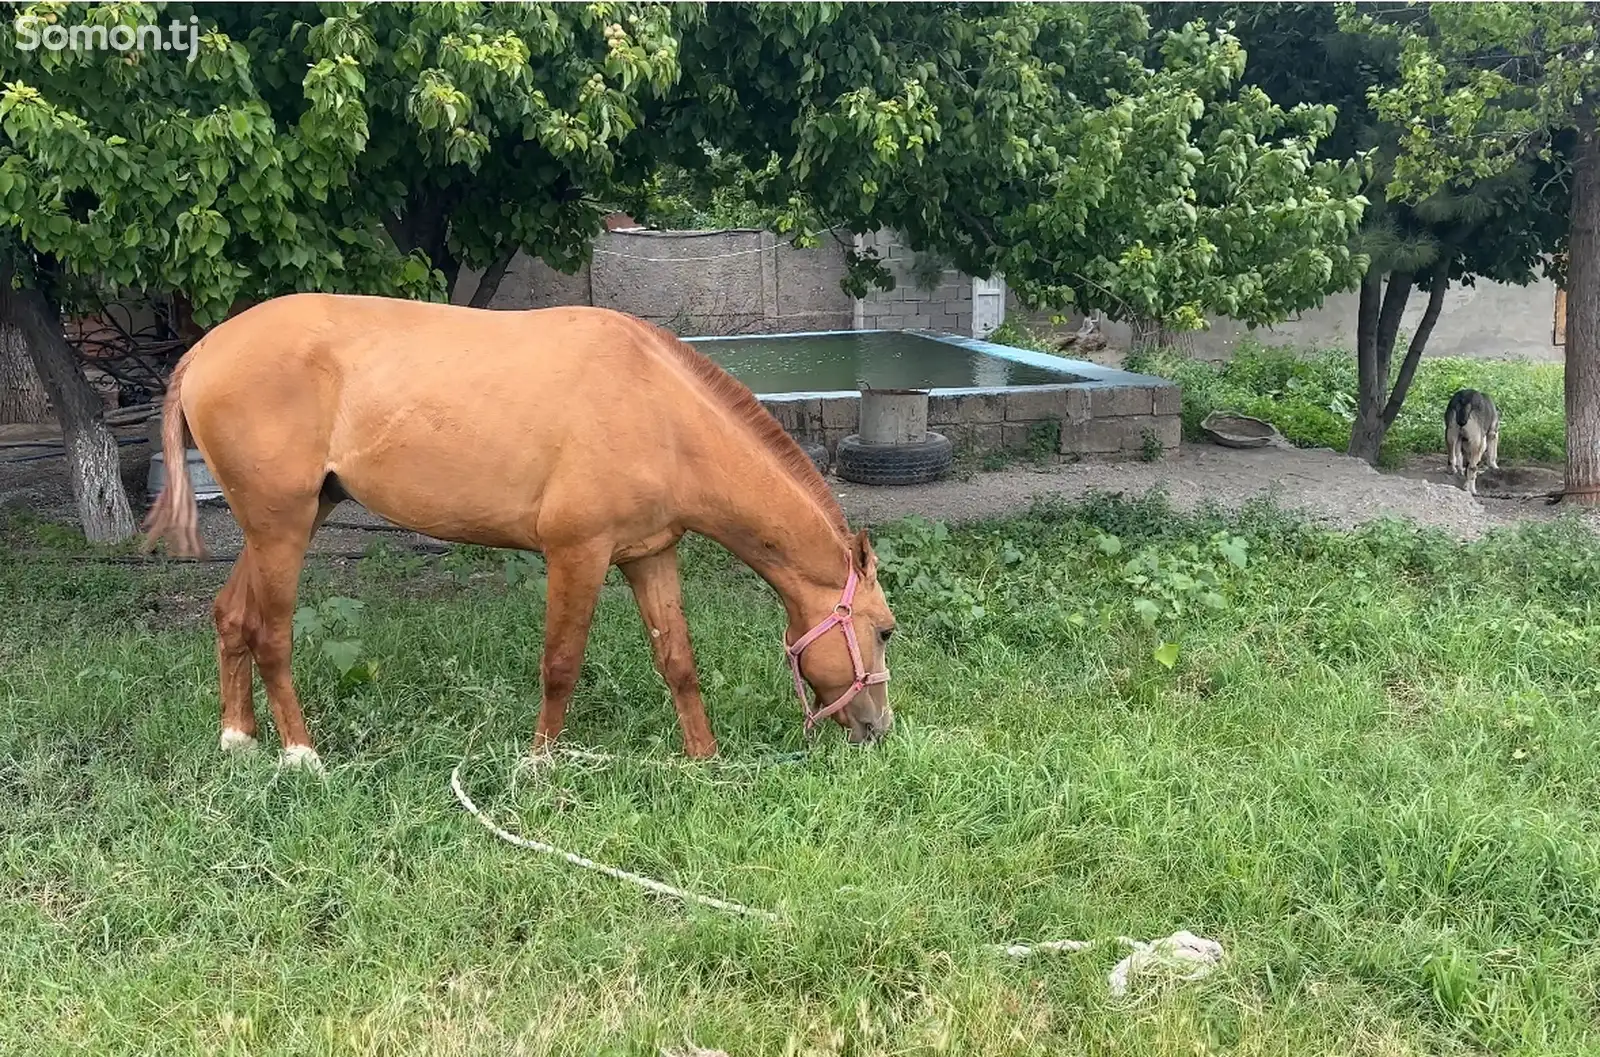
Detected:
[
  {"left": 323, "top": 596, "right": 365, "bottom": 629},
  {"left": 292, "top": 605, "right": 322, "bottom": 641},
  {"left": 1152, "top": 641, "right": 1180, "bottom": 669},
  {"left": 321, "top": 638, "right": 364, "bottom": 676},
  {"left": 1132, "top": 598, "right": 1160, "bottom": 625}
]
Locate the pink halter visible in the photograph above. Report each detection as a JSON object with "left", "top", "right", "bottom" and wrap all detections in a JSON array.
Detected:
[{"left": 785, "top": 562, "right": 890, "bottom": 733}]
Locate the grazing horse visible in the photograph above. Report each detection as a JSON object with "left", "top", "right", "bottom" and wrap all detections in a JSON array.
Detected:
[{"left": 142, "top": 294, "right": 896, "bottom": 769}]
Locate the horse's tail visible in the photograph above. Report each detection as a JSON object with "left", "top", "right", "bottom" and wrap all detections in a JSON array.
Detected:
[{"left": 139, "top": 351, "right": 207, "bottom": 560}]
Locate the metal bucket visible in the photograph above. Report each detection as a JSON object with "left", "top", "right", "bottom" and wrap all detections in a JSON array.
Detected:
[{"left": 147, "top": 448, "right": 224, "bottom": 502}]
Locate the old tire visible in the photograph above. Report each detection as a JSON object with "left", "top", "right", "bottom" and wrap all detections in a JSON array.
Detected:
[
  {"left": 800, "top": 439, "right": 830, "bottom": 476},
  {"left": 836, "top": 431, "right": 953, "bottom": 486}
]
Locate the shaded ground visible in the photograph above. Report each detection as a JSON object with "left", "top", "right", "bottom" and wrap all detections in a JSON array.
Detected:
[
  {"left": 3, "top": 420, "right": 1595, "bottom": 558},
  {"left": 845, "top": 444, "right": 1594, "bottom": 540}
]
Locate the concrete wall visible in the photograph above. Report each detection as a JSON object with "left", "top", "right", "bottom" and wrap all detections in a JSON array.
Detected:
[
  {"left": 455, "top": 228, "right": 853, "bottom": 335},
  {"left": 1002, "top": 275, "right": 1565, "bottom": 364},
  {"left": 855, "top": 229, "right": 974, "bottom": 335},
  {"left": 760, "top": 374, "right": 1182, "bottom": 466},
  {"left": 1177, "top": 276, "right": 1564, "bottom": 363},
  {"left": 457, "top": 224, "right": 1564, "bottom": 364}
]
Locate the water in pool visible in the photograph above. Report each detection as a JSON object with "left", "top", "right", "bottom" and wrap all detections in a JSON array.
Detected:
[{"left": 692, "top": 331, "right": 1078, "bottom": 393}]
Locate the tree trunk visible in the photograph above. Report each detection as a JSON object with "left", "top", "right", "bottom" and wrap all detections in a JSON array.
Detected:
[
  {"left": 1564, "top": 102, "right": 1600, "bottom": 506},
  {"left": 1128, "top": 315, "right": 1199, "bottom": 356},
  {"left": 467, "top": 247, "right": 518, "bottom": 309},
  {"left": 0, "top": 264, "right": 136, "bottom": 542},
  {"left": 1348, "top": 270, "right": 1419, "bottom": 465},
  {"left": 1349, "top": 272, "right": 1389, "bottom": 463},
  {"left": 1381, "top": 261, "right": 1450, "bottom": 429},
  {"left": 384, "top": 192, "right": 461, "bottom": 299},
  {"left": 0, "top": 322, "right": 51, "bottom": 423}
]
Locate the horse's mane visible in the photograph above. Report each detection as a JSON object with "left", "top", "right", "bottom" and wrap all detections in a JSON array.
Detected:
[{"left": 642, "top": 321, "right": 850, "bottom": 541}]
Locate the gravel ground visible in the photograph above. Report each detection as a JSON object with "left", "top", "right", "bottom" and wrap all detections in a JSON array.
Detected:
[
  {"left": 837, "top": 443, "right": 1591, "bottom": 540},
  {"left": 3, "top": 422, "right": 1594, "bottom": 557}
]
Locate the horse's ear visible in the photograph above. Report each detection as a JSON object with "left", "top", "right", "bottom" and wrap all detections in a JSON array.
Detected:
[{"left": 853, "top": 528, "right": 877, "bottom": 582}]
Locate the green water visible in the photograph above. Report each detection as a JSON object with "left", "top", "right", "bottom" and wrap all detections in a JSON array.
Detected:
[{"left": 694, "top": 331, "right": 1079, "bottom": 393}]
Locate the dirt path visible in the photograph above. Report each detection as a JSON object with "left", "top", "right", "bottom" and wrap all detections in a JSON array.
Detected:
[
  {"left": 839, "top": 443, "right": 1591, "bottom": 540},
  {"left": 3, "top": 424, "right": 1594, "bottom": 557}
]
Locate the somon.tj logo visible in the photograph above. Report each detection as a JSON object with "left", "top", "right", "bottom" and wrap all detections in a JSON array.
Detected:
[{"left": 13, "top": 13, "right": 200, "bottom": 63}]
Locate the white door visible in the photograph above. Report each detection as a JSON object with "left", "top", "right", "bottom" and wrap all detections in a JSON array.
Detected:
[{"left": 972, "top": 274, "right": 1006, "bottom": 337}]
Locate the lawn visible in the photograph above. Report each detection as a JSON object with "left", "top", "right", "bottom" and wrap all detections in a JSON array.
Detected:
[
  {"left": 987, "top": 320, "right": 1567, "bottom": 469},
  {"left": 3, "top": 495, "right": 1600, "bottom": 1056},
  {"left": 1125, "top": 343, "right": 1567, "bottom": 469}
]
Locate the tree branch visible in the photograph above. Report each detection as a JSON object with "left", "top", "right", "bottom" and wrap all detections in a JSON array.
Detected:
[
  {"left": 467, "top": 246, "right": 518, "bottom": 309},
  {"left": 1374, "top": 270, "right": 1414, "bottom": 382},
  {"left": 1381, "top": 257, "right": 1450, "bottom": 427}
]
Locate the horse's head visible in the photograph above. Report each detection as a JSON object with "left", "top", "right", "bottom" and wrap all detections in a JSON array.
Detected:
[{"left": 785, "top": 529, "right": 896, "bottom": 744}]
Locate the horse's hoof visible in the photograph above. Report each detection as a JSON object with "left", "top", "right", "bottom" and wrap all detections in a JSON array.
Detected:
[
  {"left": 219, "top": 728, "right": 259, "bottom": 753},
  {"left": 278, "top": 745, "right": 326, "bottom": 776}
]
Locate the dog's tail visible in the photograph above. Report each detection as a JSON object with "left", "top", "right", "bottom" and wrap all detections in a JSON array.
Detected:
[{"left": 139, "top": 352, "right": 207, "bottom": 560}]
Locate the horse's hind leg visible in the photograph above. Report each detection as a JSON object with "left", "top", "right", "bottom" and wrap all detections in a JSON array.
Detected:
[
  {"left": 532, "top": 543, "right": 613, "bottom": 753},
  {"left": 214, "top": 547, "right": 259, "bottom": 752},
  {"left": 621, "top": 547, "right": 716, "bottom": 758},
  {"left": 239, "top": 499, "right": 334, "bottom": 771}
]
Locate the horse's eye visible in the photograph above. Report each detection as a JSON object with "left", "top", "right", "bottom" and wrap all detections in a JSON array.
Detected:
[{"left": 879, "top": 627, "right": 895, "bottom": 644}]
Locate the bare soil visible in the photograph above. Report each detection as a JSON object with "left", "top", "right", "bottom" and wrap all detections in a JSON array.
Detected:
[
  {"left": 3, "top": 421, "right": 1595, "bottom": 560},
  {"left": 838, "top": 444, "right": 1594, "bottom": 540}
]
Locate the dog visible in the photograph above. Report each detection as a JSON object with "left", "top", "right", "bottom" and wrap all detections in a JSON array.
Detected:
[{"left": 1444, "top": 388, "right": 1500, "bottom": 496}]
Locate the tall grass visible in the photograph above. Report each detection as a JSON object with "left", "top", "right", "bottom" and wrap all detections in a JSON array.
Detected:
[
  {"left": 987, "top": 320, "right": 1566, "bottom": 467},
  {"left": 1127, "top": 342, "right": 1565, "bottom": 467},
  {"left": 3, "top": 499, "right": 1600, "bottom": 1055}
]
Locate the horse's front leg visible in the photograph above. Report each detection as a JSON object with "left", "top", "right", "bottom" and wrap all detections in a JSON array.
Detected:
[
  {"left": 532, "top": 544, "right": 613, "bottom": 752},
  {"left": 620, "top": 546, "right": 717, "bottom": 758}
]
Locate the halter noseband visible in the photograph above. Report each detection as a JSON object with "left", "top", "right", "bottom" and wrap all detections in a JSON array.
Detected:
[{"left": 784, "top": 562, "right": 890, "bottom": 733}]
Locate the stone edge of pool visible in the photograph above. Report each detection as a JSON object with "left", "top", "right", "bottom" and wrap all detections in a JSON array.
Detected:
[{"left": 684, "top": 328, "right": 1183, "bottom": 463}]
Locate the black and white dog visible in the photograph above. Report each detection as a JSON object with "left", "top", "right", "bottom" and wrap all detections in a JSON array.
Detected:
[{"left": 1445, "top": 388, "right": 1500, "bottom": 497}]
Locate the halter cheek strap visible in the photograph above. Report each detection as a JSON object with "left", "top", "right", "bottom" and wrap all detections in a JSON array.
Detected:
[{"left": 784, "top": 564, "right": 890, "bottom": 733}]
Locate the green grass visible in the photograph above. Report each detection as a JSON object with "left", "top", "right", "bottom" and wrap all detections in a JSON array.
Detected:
[
  {"left": 1125, "top": 342, "right": 1566, "bottom": 468},
  {"left": 985, "top": 320, "right": 1566, "bottom": 469},
  {"left": 5, "top": 497, "right": 1600, "bottom": 1055}
]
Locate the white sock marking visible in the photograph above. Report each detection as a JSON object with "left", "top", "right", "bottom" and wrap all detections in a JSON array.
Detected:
[
  {"left": 278, "top": 745, "right": 326, "bottom": 776},
  {"left": 219, "top": 728, "right": 258, "bottom": 753}
]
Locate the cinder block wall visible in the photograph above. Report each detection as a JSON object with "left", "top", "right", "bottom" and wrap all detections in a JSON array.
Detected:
[
  {"left": 455, "top": 228, "right": 854, "bottom": 335},
  {"left": 760, "top": 378, "right": 1183, "bottom": 467},
  {"left": 856, "top": 230, "right": 973, "bottom": 335}
]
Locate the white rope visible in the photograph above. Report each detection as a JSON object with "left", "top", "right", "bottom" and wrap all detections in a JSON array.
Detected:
[
  {"left": 450, "top": 752, "right": 780, "bottom": 922},
  {"left": 449, "top": 747, "right": 1225, "bottom": 993},
  {"left": 999, "top": 931, "right": 1226, "bottom": 996}
]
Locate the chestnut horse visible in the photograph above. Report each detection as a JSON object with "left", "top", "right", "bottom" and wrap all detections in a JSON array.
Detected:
[{"left": 141, "top": 294, "right": 896, "bottom": 770}]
